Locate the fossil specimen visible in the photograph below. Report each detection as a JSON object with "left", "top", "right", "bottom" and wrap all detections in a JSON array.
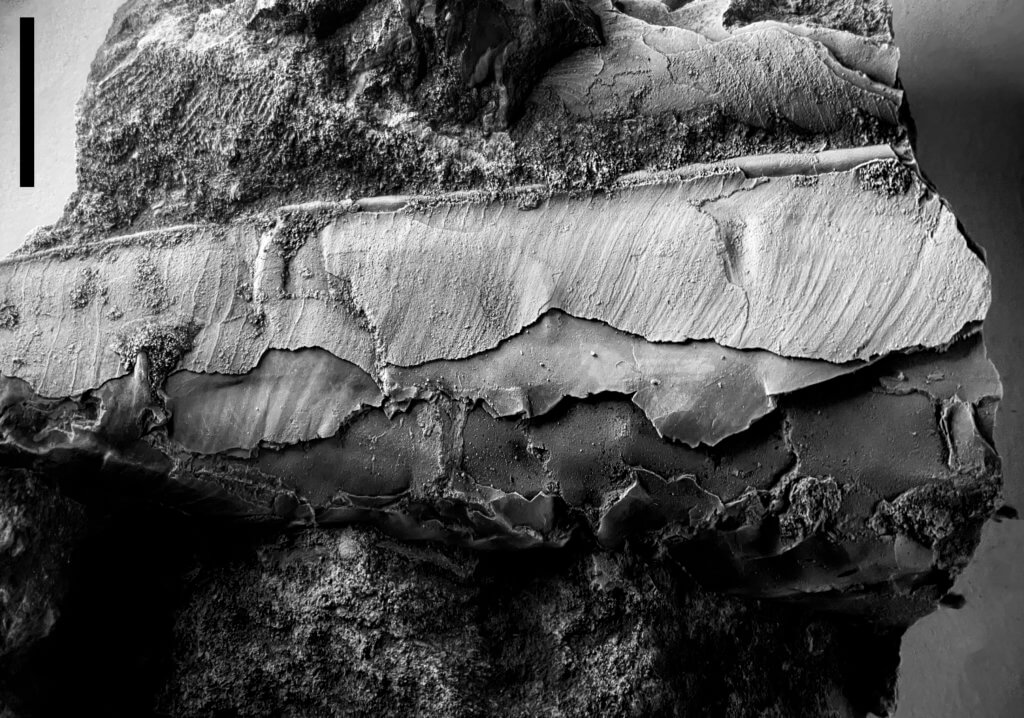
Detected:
[{"left": 0, "top": 1, "right": 1003, "bottom": 716}]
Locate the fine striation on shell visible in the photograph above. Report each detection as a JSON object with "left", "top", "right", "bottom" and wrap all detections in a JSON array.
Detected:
[{"left": 0, "top": 153, "right": 989, "bottom": 399}]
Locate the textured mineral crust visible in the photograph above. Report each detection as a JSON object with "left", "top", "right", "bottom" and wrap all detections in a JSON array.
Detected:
[{"left": 0, "top": 0, "right": 1005, "bottom": 716}]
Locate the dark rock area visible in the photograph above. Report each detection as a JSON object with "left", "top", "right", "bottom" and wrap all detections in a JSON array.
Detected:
[{"left": 1, "top": 495, "right": 910, "bottom": 718}]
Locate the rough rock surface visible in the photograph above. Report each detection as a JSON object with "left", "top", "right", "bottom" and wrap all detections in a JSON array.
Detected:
[
  {"left": 25, "top": 0, "right": 904, "bottom": 246},
  {"left": 0, "top": 0, "right": 1005, "bottom": 716},
  {"left": 159, "top": 529, "right": 910, "bottom": 718}
]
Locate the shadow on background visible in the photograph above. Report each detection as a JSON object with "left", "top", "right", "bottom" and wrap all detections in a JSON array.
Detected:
[{"left": 893, "top": 1, "right": 1024, "bottom": 715}]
